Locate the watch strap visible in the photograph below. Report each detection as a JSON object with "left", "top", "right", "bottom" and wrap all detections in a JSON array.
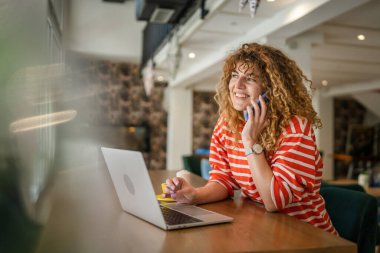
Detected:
[{"left": 245, "top": 148, "right": 253, "bottom": 156}]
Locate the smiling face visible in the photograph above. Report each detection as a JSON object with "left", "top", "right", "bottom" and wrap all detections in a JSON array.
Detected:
[{"left": 228, "top": 62, "right": 264, "bottom": 111}]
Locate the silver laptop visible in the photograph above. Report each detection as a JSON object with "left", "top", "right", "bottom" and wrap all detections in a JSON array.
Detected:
[{"left": 101, "top": 147, "right": 233, "bottom": 230}]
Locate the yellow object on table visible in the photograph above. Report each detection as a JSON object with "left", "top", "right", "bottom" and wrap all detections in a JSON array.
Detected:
[{"left": 156, "top": 183, "right": 175, "bottom": 202}]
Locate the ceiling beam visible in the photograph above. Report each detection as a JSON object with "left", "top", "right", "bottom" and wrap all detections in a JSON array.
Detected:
[
  {"left": 312, "top": 59, "right": 380, "bottom": 75},
  {"left": 316, "top": 23, "right": 380, "bottom": 47},
  {"left": 312, "top": 44, "right": 380, "bottom": 63},
  {"left": 170, "top": 0, "right": 370, "bottom": 88},
  {"left": 267, "top": 0, "right": 370, "bottom": 39},
  {"left": 321, "top": 79, "right": 380, "bottom": 97}
]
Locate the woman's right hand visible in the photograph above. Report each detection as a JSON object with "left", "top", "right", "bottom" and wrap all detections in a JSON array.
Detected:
[{"left": 162, "top": 177, "right": 197, "bottom": 204}]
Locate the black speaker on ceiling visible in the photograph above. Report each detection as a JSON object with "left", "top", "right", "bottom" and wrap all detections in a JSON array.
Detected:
[
  {"left": 135, "top": 0, "right": 193, "bottom": 24},
  {"left": 103, "top": 0, "right": 128, "bottom": 3}
]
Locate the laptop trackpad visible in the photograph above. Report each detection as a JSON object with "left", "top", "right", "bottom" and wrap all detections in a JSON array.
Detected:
[{"left": 162, "top": 203, "right": 215, "bottom": 217}]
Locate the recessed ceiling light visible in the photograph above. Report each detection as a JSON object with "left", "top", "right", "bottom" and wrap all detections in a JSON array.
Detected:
[
  {"left": 188, "top": 52, "right": 196, "bottom": 59},
  {"left": 267, "top": 0, "right": 276, "bottom": 2},
  {"left": 157, "top": 75, "right": 164, "bottom": 82},
  {"left": 357, "top": 34, "right": 366, "bottom": 41},
  {"left": 321, "top": 80, "right": 328, "bottom": 86}
]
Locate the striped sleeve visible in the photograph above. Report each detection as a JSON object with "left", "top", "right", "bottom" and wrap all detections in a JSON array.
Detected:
[
  {"left": 208, "top": 117, "right": 239, "bottom": 196},
  {"left": 270, "top": 116, "right": 318, "bottom": 210}
]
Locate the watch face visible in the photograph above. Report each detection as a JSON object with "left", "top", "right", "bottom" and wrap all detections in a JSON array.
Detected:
[{"left": 252, "top": 143, "right": 263, "bottom": 154}]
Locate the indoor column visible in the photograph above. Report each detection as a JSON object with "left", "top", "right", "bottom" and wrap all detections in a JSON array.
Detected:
[{"left": 166, "top": 87, "right": 193, "bottom": 170}]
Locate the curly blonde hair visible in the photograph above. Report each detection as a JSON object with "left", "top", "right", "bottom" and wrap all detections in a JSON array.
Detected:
[{"left": 215, "top": 42, "right": 322, "bottom": 151}]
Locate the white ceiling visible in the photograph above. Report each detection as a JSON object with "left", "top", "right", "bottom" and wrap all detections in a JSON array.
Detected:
[
  {"left": 66, "top": 0, "right": 380, "bottom": 93},
  {"left": 310, "top": 0, "right": 380, "bottom": 89},
  {"left": 67, "top": 0, "right": 145, "bottom": 63}
]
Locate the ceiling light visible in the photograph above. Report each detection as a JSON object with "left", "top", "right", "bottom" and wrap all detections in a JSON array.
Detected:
[
  {"left": 357, "top": 34, "right": 366, "bottom": 41},
  {"left": 188, "top": 52, "right": 196, "bottom": 59},
  {"left": 321, "top": 80, "right": 328, "bottom": 86},
  {"left": 157, "top": 75, "right": 164, "bottom": 82},
  {"left": 267, "top": 0, "right": 275, "bottom": 2}
]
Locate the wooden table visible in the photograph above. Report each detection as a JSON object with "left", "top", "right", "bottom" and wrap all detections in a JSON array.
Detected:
[{"left": 35, "top": 162, "right": 356, "bottom": 253}]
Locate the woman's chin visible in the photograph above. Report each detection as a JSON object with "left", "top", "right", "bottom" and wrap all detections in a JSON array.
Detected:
[{"left": 232, "top": 105, "right": 246, "bottom": 112}]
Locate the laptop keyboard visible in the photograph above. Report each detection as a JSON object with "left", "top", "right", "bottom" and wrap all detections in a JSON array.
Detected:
[{"left": 160, "top": 205, "right": 202, "bottom": 225}]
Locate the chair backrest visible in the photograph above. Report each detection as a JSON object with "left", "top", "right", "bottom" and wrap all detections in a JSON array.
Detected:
[
  {"left": 321, "top": 181, "right": 365, "bottom": 192},
  {"left": 182, "top": 155, "right": 201, "bottom": 177},
  {"left": 320, "top": 187, "right": 378, "bottom": 253},
  {"left": 200, "top": 158, "right": 211, "bottom": 180}
]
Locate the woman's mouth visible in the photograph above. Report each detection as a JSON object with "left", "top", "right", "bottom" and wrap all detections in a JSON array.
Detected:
[{"left": 234, "top": 92, "right": 250, "bottom": 99}]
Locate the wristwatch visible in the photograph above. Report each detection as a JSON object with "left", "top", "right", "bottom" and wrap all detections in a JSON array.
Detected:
[{"left": 245, "top": 143, "right": 264, "bottom": 156}]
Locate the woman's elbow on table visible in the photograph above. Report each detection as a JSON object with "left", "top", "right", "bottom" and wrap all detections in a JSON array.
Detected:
[{"left": 264, "top": 203, "right": 278, "bottom": 213}]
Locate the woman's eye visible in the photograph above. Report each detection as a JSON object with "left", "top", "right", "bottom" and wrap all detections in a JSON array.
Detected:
[
  {"left": 246, "top": 77, "right": 255, "bottom": 82},
  {"left": 231, "top": 73, "right": 238, "bottom": 78}
]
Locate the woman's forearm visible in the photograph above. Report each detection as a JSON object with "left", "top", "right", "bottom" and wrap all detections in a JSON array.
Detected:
[
  {"left": 246, "top": 153, "right": 278, "bottom": 212},
  {"left": 193, "top": 181, "right": 229, "bottom": 204}
]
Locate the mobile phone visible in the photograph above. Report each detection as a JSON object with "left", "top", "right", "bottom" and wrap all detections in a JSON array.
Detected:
[{"left": 244, "top": 92, "right": 269, "bottom": 121}]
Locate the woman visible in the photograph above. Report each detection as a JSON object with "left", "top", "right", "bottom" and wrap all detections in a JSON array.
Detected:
[{"left": 163, "top": 43, "right": 337, "bottom": 235}]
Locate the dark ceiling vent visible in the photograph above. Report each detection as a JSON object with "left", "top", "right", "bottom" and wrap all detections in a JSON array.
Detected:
[
  {"left": 103, "top": 0, "right": 128, "bottom": 3},
  {"left": 135, "top": 0, "right": 192, "bottom": 24}
]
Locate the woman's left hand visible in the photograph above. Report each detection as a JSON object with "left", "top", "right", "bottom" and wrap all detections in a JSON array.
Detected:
[{"left": 241, "top": 94, "right": 268, "bottom": 148}]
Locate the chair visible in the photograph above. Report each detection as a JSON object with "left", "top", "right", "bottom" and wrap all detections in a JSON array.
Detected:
[
  {"left": 320, "top": 187, "right": 378, "bottom": 253},
  {"left": 321, "top": 181, "right": 365, "bottom": 192},
  {"left": 200, "top": 158, "right": 211, "bottom": 180},
  {"left": 321, "top": 181, "right": 380, "bottom": 251},
  {"left": 182, "top": 155, "right": 201, "bottom": 177}
]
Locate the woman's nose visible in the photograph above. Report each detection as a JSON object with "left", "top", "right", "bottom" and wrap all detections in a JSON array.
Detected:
[{"left": 235, "top": 77, "right": 245, "bottom": 88}]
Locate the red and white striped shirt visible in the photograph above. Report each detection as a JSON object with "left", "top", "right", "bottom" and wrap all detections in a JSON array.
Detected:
[{"left": 208, "top": 115, "right": 337, "bottom": 235}]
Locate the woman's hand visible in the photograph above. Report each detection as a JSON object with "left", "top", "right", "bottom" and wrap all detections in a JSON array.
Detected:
[
  {"left": 162, "top": 177, "right": 197, "bottom": 204},
  {"left": 241, "top": 94, "right": 268, "bottom": 148}
]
